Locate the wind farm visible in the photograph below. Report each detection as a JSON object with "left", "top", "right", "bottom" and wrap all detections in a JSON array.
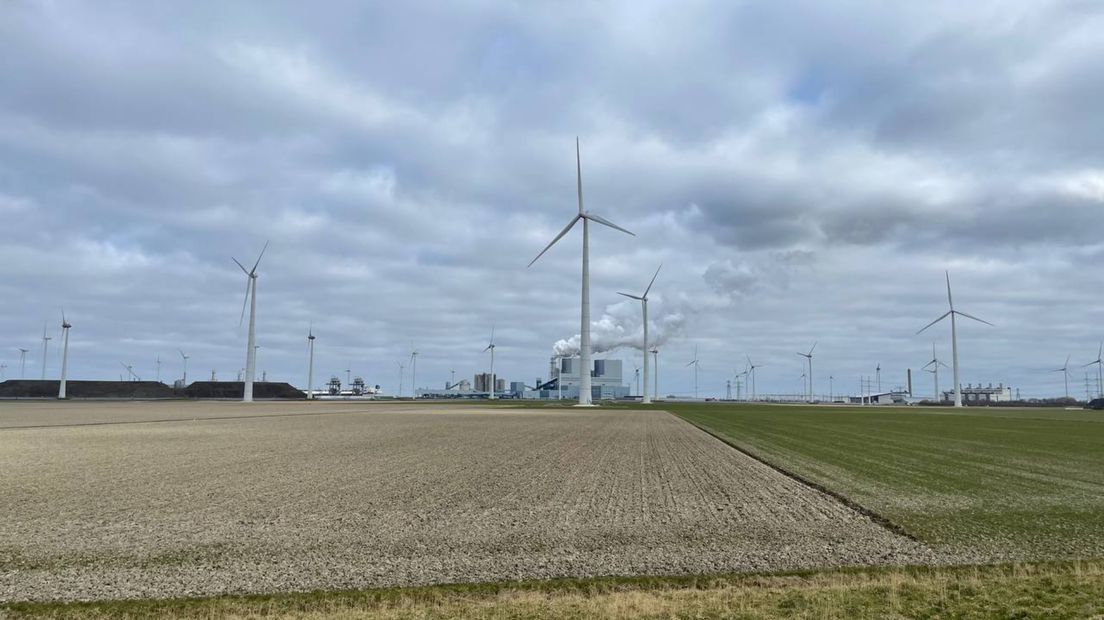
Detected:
[{"left": 3, "top": 5, "right": 1104, "bottom": 616}]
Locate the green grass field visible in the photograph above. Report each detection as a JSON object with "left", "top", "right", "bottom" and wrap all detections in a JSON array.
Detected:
[{"left": 667, "top": 403, "right": 1104, "bottom": 560}]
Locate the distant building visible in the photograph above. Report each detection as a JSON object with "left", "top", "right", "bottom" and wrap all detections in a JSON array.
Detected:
[
  {"left": 495, "top": 378, "right": 506, "bottom": 392},
  {"left": 848, "top": 391, "right": 910, "bottom": 405},
  {"left": 943, "top": 383, "right": 1013, "bottom": 403},
  {"left": 524, "top": 357, "right": 629, "bottom": 400}
]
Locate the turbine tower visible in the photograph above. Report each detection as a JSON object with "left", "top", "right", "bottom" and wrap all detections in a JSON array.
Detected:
[
  {"left": 155, "top": 356, "right": 162, "bottom": 383},
  {"left": 232, "top": 241, "right": 268, "bottom": 403},
  {"left": 528, "top": 138, "right": 635, "bottom": 406},
  {"left": 685, "top": 346, "right": 700, "bottom": 399},
  {"left": 617, "top": 264, "right": 661, "bottom": 404},
  {"left": 917, "top": 271, "right": 992, "bottom": 407},
  {"left": 58, "top": 311, "right": 71, "bottom": 399},
  {"left": 1052, "top": 355, "right": 1072, "bottom": 399},
  {"left": 40, "top": 324, "right": 51, "bottom": 380},
  {"left": 483, "top": 327, "right": 496, "bottom": 400},
  {"left": 397, "top": 361, "right": 405, "bottom": 397},
  {"left": 306, "top": 324, "right": 316, "bottom": 400},
  {"left": 796, "top": 342, "right": 816, "bottom": 402},
  {"left": 1083, "top": 342, "right": 1103, "bottom": 400},
  {"left": 18, "top": 348, "right": 29, "bottom": 378},
  {"left": 178, "top": 349, "right": 189, "bottom": 385}
]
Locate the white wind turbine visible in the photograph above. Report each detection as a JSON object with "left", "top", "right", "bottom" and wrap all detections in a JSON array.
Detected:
[
  {"left": 922, "top": 343, "right": 949, "bottom": 401},
  {"left": 397, "top": 360, "right": 405, "bottom": 398},
  {"left": 917, "top": 271, "right": 993, "bottom": 407},
  {"left": 18, "top": 348, "right": 29, "bottom": 378},
  {"left": 232, "top": 241, "right": 268, "bottom": 403},
  {"left": 40, "top": 323, "right": 51, "bottom": 380},
  {"left": 796, "top": 342, "right": 816, "bottom": 402},
  {"left": 483, "top": 327, "right": 496, "bottom": 400},
  {"left": 306, "top": 324, "right": 316, "bottom": 400},
  {"left": 528, "top": 138, "right": 635, "bottom": 406},
  {"left": 1083, "top": 342, "right": 1103, "bottom": 400},
  {"left": 57, "top": 310, "right": 72, "bottom": 399},
  {"left": 617, "top": 264, "right": 661, "bottom": 404},
  {"left": 1052, "top": 355, "right": 1072, "bottom": 399},
  {"left": 120, "top": 362, "right": 139, "bottom": 381},
  {"left": 685, "top": 346, "right": 700, "bottom": 399},
  {"left": 746, "top": 356, "right": 764, "bottom": 401},
  {"left": 410, "top": 344, "right": 418, "bottom": 398},
  {"left": 178, "top": 349, "right": 189, "bottom": 385}
]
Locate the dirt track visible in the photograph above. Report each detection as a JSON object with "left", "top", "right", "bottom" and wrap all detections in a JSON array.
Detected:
[{"left": 0, "top": 402, "right": 938, "bottom": 601}]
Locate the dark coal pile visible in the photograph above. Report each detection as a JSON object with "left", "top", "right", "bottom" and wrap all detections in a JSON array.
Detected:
[
  {"left": 0, "top": 380, "right": 176, "bottom": 399},
  {"left": 182, "top": 381, "right": 306, "bottom": 399}
]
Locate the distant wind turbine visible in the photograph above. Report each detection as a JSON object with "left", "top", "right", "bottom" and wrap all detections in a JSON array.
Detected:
[
  {"left": 155, "top": 356, "right": 162, "bottom": 384},
  {"left": 685, "top": 346, "right": 700, "bottom": 399},
  {"left": 397, "top": 360, "right": 405, "bottom": 398},
  {"left": 1083, "top": 342, "right": 1103, "bottom": 400},
  {"left": 917, "top": 271, "right": 993, "bottom": 407},
  {"left": 18, "top": 348, "right": 29, "bottom": 378},
  {"left": 796, "top": 342, "right": 816, "bottom": 402},
  {"left": 306, "top": 324, "right": 316, "bottom": 400},
  {"left": 527, "top": 138, "right": 635, "bottom": 406},
  {"left": 232, "top": 240, "right": 268, "bottom": 403},
  {"left": 922, "top": 343, "right": 949, "bottom": 401},
  {"left": 746, "top": 356, "right": 764, "bottom": 401},
  {"left": 618, "top": 264, "right": 661, "bottom": 404},
  {"left": 650, "top": 347, "right": 659, "bottom": 402},
  {"left": 410, "top": 344, "right": 418, "bottom": 398},
  {"left": 483, "top": 327, "right": 496, "bottom": 400},
  {"left": 120, "top": 362, "right": 139, "bottom": 382},
  {"left": 40, "top": 323, "right": 51, "bottom": 380},
  {"left": 178, "top": 349, "right": 189, "bottom": 385},
  {"left": 1052, "top": 355, "right": 1072, "bottom": 399},
  {"left": 58, "top": 310, "right": 71, "bottom": 399}
]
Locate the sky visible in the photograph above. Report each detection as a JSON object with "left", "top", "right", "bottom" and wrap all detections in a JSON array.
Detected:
[{"left": 2, "top": 0, "right": 1103, "bottom": 399}]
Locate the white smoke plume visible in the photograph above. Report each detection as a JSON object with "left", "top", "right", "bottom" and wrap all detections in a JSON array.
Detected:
[{"left": 552, "top": 297, "right": 687, "bottom": 357}]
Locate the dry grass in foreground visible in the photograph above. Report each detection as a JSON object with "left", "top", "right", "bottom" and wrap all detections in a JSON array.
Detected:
[{"left": 4, "top": 561, "right": 1102, "bottom": 619}]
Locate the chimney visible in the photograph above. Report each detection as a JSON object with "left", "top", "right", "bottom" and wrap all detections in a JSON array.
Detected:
[{"left": 907, "top": 369, "right": 912, "bottom": 396}]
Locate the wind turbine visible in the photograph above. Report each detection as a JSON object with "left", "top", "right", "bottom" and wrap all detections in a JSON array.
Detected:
[
  {"left": 232, "top": 241, "right": 268, "bottom": 403},
  {"left": 618, "top": 264, "right": 661, "bottom": 404},
  {"left": 527, "top": 137, "right": 635, "bottom": 406},
  {"left": 922, "top": 343, "right": 949, "bottom": 401},
  {"left": 483, "top": 327, "right": 496, "bottom": 400},
  {"left": 40, "top": 323, "right": 51, "bottom": 380},
  {"left": 875, "top": 363, "right": 881, "bottom": 392},
  {"left": 746, "top": 356, "right": 763, "bottom": 401},
  {"left": 634, "top": 366, "right": 641, "bottom": 396},
  {"left": 58, "top": 310, "right": 71, "bottom": 399},
  {"left": 410, "top": 344, "right": 418, "bottom": 398},
  {"left": 796, "top": 342, "right": 816, "bottom": 402},
  {"left": 120, "top": 362, "right": 139, "bottom": 381},
  {"left": 18, "top": 348, "right": 29, "bottom": 378},
  {"left": 397, "top": 360, "right": 405, "bottom": 398},
  {"left": 178, "top": 349, "right": 189, "bottom": 385},
  {"left": 1083, "top": 342, "right": 1103, "bottom": 400},
  {"left": 1052, "top": 355, "right": 1072, "bottom": 399},
  {"left": 306, "top": 324, "right": 316, "bottom": 400},
  {"left": 685, "top": 346, "right": 700, "bottom": 399},
  {"left": 155, "top": 356, "right": 162, "bottom": 383},
  {"left": 650, "top": 347, "right": 659, "bottom": 402},
  {"left": 917, "top": 271, "right": 993, "bottom": 407}
]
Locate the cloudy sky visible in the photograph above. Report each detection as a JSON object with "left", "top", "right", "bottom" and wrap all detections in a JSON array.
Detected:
[{"left": 2, "top": 1, "right": 1103, "bottom": 399}]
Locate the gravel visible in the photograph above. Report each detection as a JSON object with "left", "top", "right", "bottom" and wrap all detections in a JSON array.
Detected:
[{"left": 0, "top": 402, "right": 943, "bottom": 602}]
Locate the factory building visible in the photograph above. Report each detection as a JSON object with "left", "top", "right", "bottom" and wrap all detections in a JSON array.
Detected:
[{"left": 523, "top": 357, "right": 629, "bottom": 400}]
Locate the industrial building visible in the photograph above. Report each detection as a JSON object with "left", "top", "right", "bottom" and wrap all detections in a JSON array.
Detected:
[
  {"left": 942, "top": 383, "right": 1013, "bottom": 403},
  {"left": 523, "top": 357, "right": 629, "bottom": 400}
]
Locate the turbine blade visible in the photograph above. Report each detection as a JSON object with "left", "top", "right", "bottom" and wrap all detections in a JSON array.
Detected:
[
  {"left": 483, "top": 344, "right": 493, "bottom": 353},
  {"left": 576, "top": 136, "right": 584, "bottom": 215},
  {"left": 250, "top": 240, "right": 269, "bottom": 274},
  {"left": 955, "top": 310, "right": 993, "bottom": 326},
  {"left": 809, "top": 341, "right": 817, "bottom": 355},
  {"left": 617, "top": 292, "right": 643, "bottom": 300},
  {"left": 584, "top": 213, "right": 635, "bottom": 236},
  {"left": 916, "top": 311, "right": 952, "bottom": 335},
  {"left": 945, "top": 270, "right": 954, "bottom": 310},
  {"left": 490, "top": 325, "right": 495, "bottom": 345},
  {"left": 528, "top": 214, "right": 581, "bottom": 267},
  {"left": 643, "top": 263, "right": 662, "bottom": 297},
  {"left": 238, "top": 278, "right": 251, "bottom": 326},
  {"left": 232, "top": 257, "right": 249, "bottom": 276}
]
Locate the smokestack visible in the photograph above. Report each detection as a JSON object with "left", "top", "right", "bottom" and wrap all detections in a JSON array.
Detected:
[{"left": 907, "top": 369, "right": 912, "bottom": 396}]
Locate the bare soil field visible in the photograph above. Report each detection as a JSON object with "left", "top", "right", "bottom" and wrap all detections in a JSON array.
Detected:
[{"left": 0, "top": 402, "right": 937, "bottom": 602}]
